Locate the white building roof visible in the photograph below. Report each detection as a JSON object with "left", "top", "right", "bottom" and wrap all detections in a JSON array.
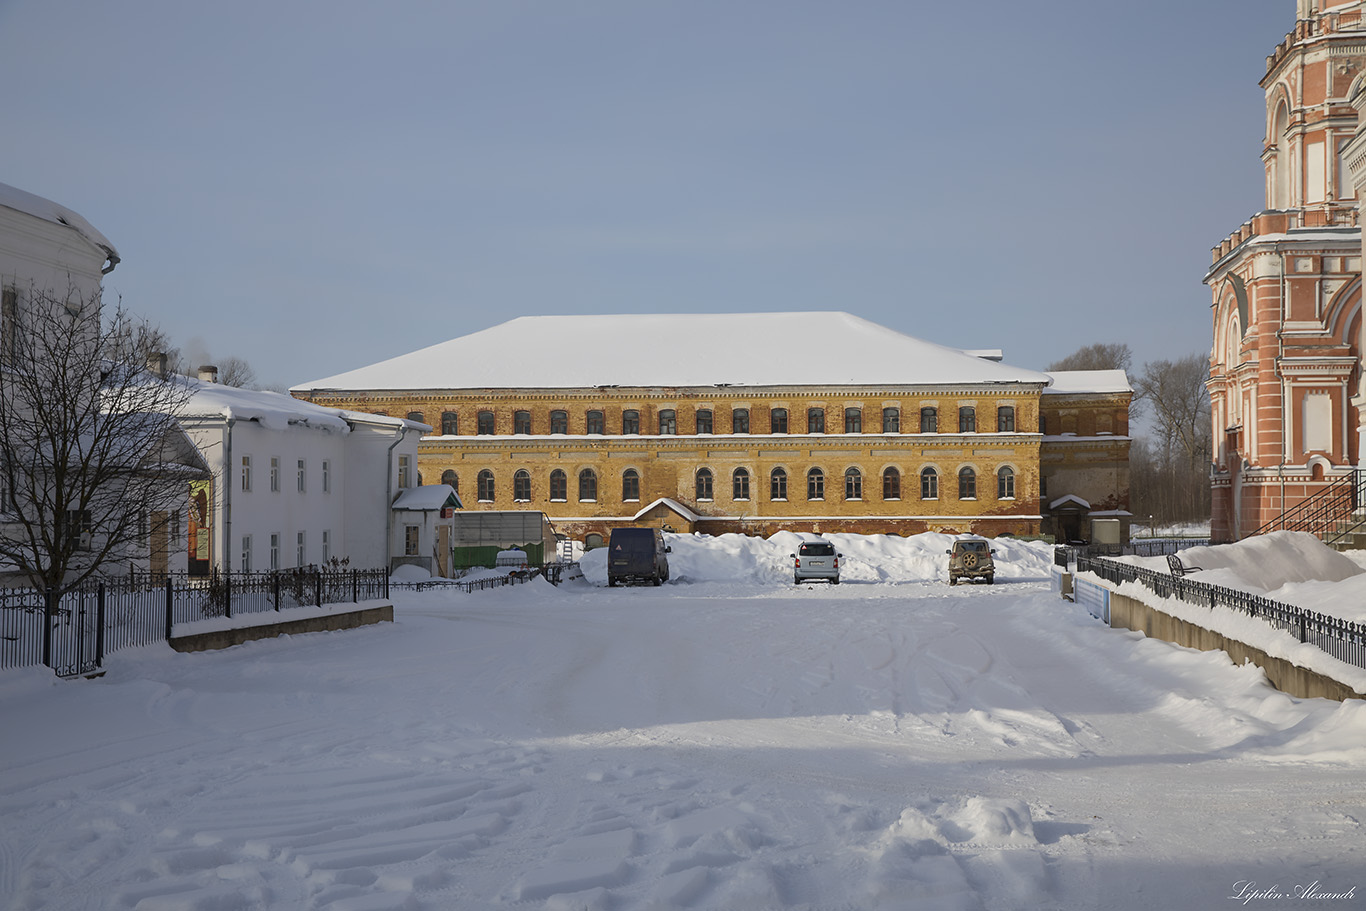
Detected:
[
  {"left": 293, "top": 313, "right": 1053, "bottom": 391},
  {"left": 392, "top": 485, "right": 461, "bottom": 511},
  {"left": 1043, "top": 370, "right": 1132, "bottom": 395},
  {"left": 174, "top": 375, "right": 423, "bottom": 434},
  {"left": 0, "top": 181, "right": 119, "bottom": 269}
]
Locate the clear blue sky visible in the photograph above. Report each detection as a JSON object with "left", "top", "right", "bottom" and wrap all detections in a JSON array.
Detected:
[{"left": 0, "top": 0, "right": 1291, "bottom": 390}]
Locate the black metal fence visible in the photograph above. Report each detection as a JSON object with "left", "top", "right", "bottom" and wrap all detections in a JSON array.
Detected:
[
  {"left": 1075, "top": 554, "right": 1366, "bottom": 671},
  {"left": 1, "top": 567, "right": 389, "bottom": 678}
]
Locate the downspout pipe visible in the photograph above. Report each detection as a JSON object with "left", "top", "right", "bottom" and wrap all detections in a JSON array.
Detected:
[
  {"left": 384, "top": 425, "right": 405, "bottom": 571},
  {"left": 223, "top": 418, "right": 234, "bottom": 573}
]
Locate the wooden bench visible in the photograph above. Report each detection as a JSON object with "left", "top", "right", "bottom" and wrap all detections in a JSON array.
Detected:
[{"left": 1166, "top": 553, "right": 1203, "bottom": 576}]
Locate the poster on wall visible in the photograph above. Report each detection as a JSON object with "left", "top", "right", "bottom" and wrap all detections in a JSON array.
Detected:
[{"left": 189, "top": 479, "right": 212, "bottom": 564}]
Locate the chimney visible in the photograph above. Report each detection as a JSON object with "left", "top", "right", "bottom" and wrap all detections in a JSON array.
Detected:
[
  {"left": 198, "top": 365, "right": 219, "bottom": 384},
  {"left": 146, "top": 351, "right": 167, "bottom": 378}
]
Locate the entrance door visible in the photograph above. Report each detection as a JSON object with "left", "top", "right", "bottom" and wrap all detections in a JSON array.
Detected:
[
  {"left": 437, "top": 525, "right": 451, "bottom": 577},
  {"left": 150, "top": 511, "right": 169, "bottom": 580}
]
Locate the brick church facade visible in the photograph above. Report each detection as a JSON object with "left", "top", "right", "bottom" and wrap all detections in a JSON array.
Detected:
[{"left": 1207, "top": 0, "right": 1366, "bottom": 542}]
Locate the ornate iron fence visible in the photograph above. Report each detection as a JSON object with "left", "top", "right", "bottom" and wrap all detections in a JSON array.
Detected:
[
  {"left": 1075, "top": 554, "right": 1366, "bottom": 670},
  {"left": 1, "top": 567, "right": 390, "bottom": 678}
]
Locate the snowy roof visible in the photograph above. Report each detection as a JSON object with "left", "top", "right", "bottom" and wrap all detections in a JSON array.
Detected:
[
  {"left": 632, "top": 497, "right": 702, "bottom": 523},
  {"left": 293, "top": 313, "right": 1054, "bottom": 391},
  {"left": 1049, "top": 494, "right": 1092, "bottom": 511},
  {"left": 0, "top": 180, "right": 119, "bottom": 269},
  {"left": 1043, "top": 370, "right": 1132, "bottom": 395},
  {"left": 391, "top": 485, "right": 461, "bottom": 511},
  {"left": 173, "top": 376, "right": 421, "bottom": 434}
]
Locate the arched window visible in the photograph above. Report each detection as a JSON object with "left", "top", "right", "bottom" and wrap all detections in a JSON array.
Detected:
[
  {"left": 514, "top": 469, "right": 531, "bottom": 501},
  {"left": 622, "top": 410, "right": 641, "bottom": 434},
  {"left": 440, "top": 411, "right": 458, "bottom": 435},
  {"left": 958, "top": 467, "right": 977, "bottom": 499},
  {"left": 959, "top": 407, "right": 976, "bottom": 433},
  {"left": 440, "top": 469, "right": 458, "bottom": 493},
  {"left": 733, "top": 468, "right": 750, "bottom": 500},
  {"left": 696, "top": 468, "right": 714, "bottom": 500},
  {"left": 920, "top": 467, "right": 939, "bottom": 500},
  {"left": 513, "top": 410, "right": 531, "bottom": 434},
  {"left": 882, "top": 407, "right": 900, "bottom": 433},
  {"left": 585, "top": 533, "right": 604, "bottom": 550},
  {"left": 732, "top": 408, "right": 750, "bottom": 434},
  {"left": 477, "top": 411, "right": 495, "bottom": 435},
  {"left": 883, "top": 467, "right": 901, "bottom": 500},
  {"left": 549, "top": 469, "right": 567, "bottom": 501},
  {"left": 920, "top": 407, "right": 938, "bottom": 433},
  {"left": 695, "top": 409, "right": 714, "bottom": 434},
  {"left": 406, "top": 411, "right": 424, "bottom": 425},
  {"left": 578, "top": 469, "right": 598, "bottom": 501},
  {"left": 844, "top": 408, "right": 862, "bottom": 434},
  {"left": 622, "top": 469, "right": 640, "bottom": 501},
  {"left": 997, "top": 406, "right": 1015, "bottom": 432},
  {"left": 586, "top": 410, "right": 605, "bottom": 434},
  {"left": 550, "top": 410, "right": 569, "bottom": 434},
  {"left": 807, "top": 468, "right": 825, "bottom": 500},
  {"left": 844, "top": 467, "right": 862, "bottom": 500},
  {"left": 770, "top": 467, "right": 788, "bottom": 500},
  {"left": 770, "top": 408, "right": 788, "bottom": 433},
  {"left": 997, "top": 466, "right": 1015, "bottom": 499},
  {"left": 807, "top": 407, "right": 825, "bottom": 433},
  {"left": 1272, "top": 99, "right": 1291, "bottom": 209},
  {"left": 658, "top": 410, "right": 676, "bottom": 434},
  {"left": 477, "top": 469, "right": 496, "bottom": 502}
]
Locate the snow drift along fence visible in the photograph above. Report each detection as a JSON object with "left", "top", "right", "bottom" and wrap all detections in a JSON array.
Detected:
[
  {"left": 1, "top": 568, "right": 389, "bottom": 678},
  {"left": 1075, "top": 554, "right": 1366, "bottom": 670}
]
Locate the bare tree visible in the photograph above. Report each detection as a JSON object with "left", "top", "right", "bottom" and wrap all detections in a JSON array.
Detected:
[
  {"left": 1047, "top": 342, "right": 1133, "bottom": 373},
  {"left": 1129, "top": 353, "right": 1212, "bottom": 524},
  {"left": 0, "top": 286, "right": 204, "bottom": 592},
  {"left": 215, "top": 355, "right": 257, "bottom": 389}
]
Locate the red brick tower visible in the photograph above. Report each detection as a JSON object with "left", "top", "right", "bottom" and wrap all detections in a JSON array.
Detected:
[{"left": 1207, "top": 0, "right": 1364, "bottom": 542}]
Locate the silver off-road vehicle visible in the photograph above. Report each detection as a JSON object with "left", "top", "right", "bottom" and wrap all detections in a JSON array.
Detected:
[{"left": 946, "top": 537, "right": 995, "bottom": 585}]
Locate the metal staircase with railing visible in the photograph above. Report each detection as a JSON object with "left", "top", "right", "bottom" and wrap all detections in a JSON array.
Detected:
[{"left": 1253, "top": 468, "right": 1366, "bottom": 550}]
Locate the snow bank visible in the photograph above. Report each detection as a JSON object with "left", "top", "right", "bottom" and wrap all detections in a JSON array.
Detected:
[{"left": 579, "top": 531, "right": 1056, "bottom": 586}]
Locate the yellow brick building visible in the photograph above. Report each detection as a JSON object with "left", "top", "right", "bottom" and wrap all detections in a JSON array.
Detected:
[{"left": 292, "top": 313, "right": 1129, "bottom": 544}]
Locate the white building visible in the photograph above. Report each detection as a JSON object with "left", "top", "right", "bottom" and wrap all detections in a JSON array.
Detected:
[{"left": 173, "top": 375, "right": 441, "bottom": 574}]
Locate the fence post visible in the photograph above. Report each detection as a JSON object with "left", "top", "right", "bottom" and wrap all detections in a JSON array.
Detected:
[
  {"left": 272, "top": 572, "right": 280, "bottom": 611},
  {"left": 165, "top": 577, "right": 173, "bottom": 643},
  {"left": 42, "top": 588, "right": 55, "bottom": 668},
  {"left": 315, "top": 569, "right": 322, "bottom": 608},
  {"left": 1299, "top": 613, "right": 1307, "bottom": 643},
  {"left": 224, "top": 570, "right": 233, "bottom": 620},
  {"left": 96, "top": 582, "right": 106, "bottom": 668}
]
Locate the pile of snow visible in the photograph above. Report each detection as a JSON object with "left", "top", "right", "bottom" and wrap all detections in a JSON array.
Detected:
[
  {"left": 581, "top": 531, "right": 1055, "bottom": 586},
  {"left": 390, "top": 563, "right": 434, "bottom": 582}
]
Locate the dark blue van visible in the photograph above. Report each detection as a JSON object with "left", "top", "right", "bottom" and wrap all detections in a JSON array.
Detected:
[{"left": 607, "top": 527, "right": 671, "bottom": 586}]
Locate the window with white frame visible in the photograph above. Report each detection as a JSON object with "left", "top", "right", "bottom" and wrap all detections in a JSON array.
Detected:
[
  {"left": 270, "top": 457, "right": 280, "bottom": 492},
  {"left": 297, "top": 459, "right": 306, "bottom": 493},
  {"left": 270, "top": 533, "right": 280, "bottom": 570},
  {"left": 297, "top": 531, "right": 306, "bottom": 566},
  {"left": 404, "top": 525, "right": 420, "bottom": 556},
  {"left": 398, "top": 454, "right": 411, "bottom": 488},
  {"left": 241, "top": 536, "right": 252, "bottom": 572},
  {"left": 241, "top": 455, "right": 252, "bottom": 492},
  {"left": 322, "top": 460, "right": 330, "bottom": 493},
  {"left": 322, "top": 529, "right": 331, "bottom": 562}
]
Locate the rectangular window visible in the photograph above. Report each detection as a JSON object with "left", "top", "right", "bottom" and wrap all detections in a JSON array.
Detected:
[
  {"left": 241, "top": 455, "right": 252, "bottom": 492},
  {"left": 695, "top": 409, "right": 713, "bottom": 434},
  {"left": 622, "top": 410, "right": 640, "bottom": 434},
  {"left": 959, "top": 407, "right": 976, "bottom": 433},
  {"left": 551, "top": 410, "right": 569, "bottom": 434},
  {"left": 514, "top": 411, "right": 532, "bottom": 434},
  {"left": 477, "top": 411, "right": 495, "bottom": 434},
  {"left": 297, "top": 531, "right": 306, "bottom": 566},
  {"left": 882, "top": 407, "right": 900, "bottom": 433},
  {"left": 398, "top": 454, "right": 411, "bottom": 488},
  {"left": 920, "top": 407, "right": 938, "bottom": 433},
  {"left": 844, "top": 408, "right": 862, "bottom": 434},
  {"left": 997, "top": 406, "right": 1016, "bottom": 432},
  {"left": 297, "top": 459, "right": 306, "bottom": 493},
  {"left": 270, "top": 457, "right": 280, "bottom": 492},
  {"left": 770, "top": 408, "right": 788, "bottom": 433},
  {"left": 807, "top": 407, "right": 825, "bottom": 434},
  {"left": 322, "top": 529, "right": 331, "bottom": 562},
  {"left": 404, "top": 525, "right": 420, "bottom": 557},
  {"left": 322, "top": 460, "right": 331, "bottom": 493},
  {"left": 66, "top": 509, "right": 93, "bottom": 550},
  {"left": 241, "top": 536, "right": 252, "bottom": 573},
  {"left": 270, "top": 533, "right": 280, "bottom": 570},
  {"left": 586, "top": 411, "right": 604, "bottom": 434},
  {"left": 659, "top": 409, "right": 676, "bottom": 434},
  {"left": 441, "top": 411, "right": 459, "bottom": 435},
  {"left": 732, "top": 408, "right": 749, "bottom": 434}
]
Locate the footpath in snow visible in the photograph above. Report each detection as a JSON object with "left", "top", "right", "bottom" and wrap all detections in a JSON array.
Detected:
[{"left": 2, "top": 531, "right": 1364, "bottom": 911}]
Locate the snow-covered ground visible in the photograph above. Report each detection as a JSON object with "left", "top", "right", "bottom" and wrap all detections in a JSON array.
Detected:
[{"left": 3, "top": 533, "right": 1364, "bottom": 910}]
